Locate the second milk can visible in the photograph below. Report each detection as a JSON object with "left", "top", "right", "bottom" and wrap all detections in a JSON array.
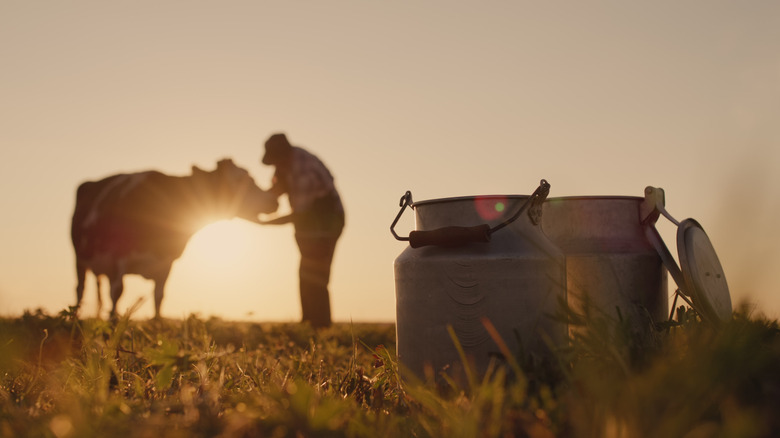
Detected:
[
  {"left": 391, "top": 180, "right": 567, "bottom": 382},
  {"left": 541, "top": 195, "right": 668, "bottom": 332}
]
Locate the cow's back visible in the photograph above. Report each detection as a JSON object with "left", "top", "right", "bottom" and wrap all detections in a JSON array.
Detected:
[
  {"left": 72, "top": 174, "right": 128, "bottom": 257},
  {"left": 72, "top": 172, "right": 164, "bottom": 257},
  {"left": 72, "top": 171, "right": 198, "bottom": 261}
]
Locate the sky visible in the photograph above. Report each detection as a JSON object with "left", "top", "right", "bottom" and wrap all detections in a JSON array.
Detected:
[{"left": 1, "top": 2, "right": 779, "bottom": 323}]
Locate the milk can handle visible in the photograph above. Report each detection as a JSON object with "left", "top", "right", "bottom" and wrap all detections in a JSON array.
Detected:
[
  {"left": 390, "top": 191, "right": 414, "bottom": 242},
  {"left": 390, "top": 179, "right": 550, "bottom": 248}
]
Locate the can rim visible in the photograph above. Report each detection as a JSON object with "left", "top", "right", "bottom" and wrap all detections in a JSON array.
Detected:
[
  {"left": 412, "top": 194, "right": 530, "bottom": 208},
  {"left": 414, "top": 194, "right": 645, "bottom": 208},
  {"left": 544, "top": 195, "right": 644, "bottom": 202}
]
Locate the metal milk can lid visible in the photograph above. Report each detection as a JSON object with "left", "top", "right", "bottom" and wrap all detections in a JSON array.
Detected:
[
  {"left": 641, "top": 186, "right": 732, "bottom": 324},
  {"left": 677, "top": 218, "right": 732, "bottom": 322}
]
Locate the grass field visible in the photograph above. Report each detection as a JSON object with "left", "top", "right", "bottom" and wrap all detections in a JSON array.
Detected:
[{"left": 1, "top": 302, "right": 779, "bottom": 437}]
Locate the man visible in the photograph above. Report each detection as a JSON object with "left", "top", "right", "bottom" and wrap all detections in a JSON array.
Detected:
[{"left": 260, "top": 133, "right": 345, "bottom": 328}]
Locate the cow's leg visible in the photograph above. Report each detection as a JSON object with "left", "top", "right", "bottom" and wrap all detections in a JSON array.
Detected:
[
  {"left": 152, "top": 270, "right": 171, "bottom": 319},
  {"left": 109, "top": 276, "right": 124, "bottom": 318},
  {"left": 75, "top": 260, "right": 87, "bottom": 314},
  {"left": 95, "top": 275, "right": 103, "bottom": 318}
]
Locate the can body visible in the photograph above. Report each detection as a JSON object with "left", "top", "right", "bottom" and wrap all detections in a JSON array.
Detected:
[
  {"left": 394, "top": 195, "right": 567, "bottom": 382},
  {"left": 541, "top": 197, "right": 668, "bottom": 331}
]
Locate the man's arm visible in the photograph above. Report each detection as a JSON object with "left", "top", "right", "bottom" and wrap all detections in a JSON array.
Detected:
[{"left": 256, "top": 213, "right": 295, "bottom": 225}]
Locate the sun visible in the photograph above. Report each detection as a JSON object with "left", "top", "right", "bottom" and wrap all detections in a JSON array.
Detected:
[
  {"left": 153, "top": 218, "right": 301, "bottom": 320},
  {"left": 186, "top": 219, "right": 257, "bottom": 269},
  {"left": 183, "top": 219, "right": 298, "bottom": 276}
]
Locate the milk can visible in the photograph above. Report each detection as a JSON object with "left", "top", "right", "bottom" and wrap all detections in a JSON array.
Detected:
[
  {"left": 391, "top": 180, "right": 567, "bottom": 382},
  {"left": 540, "top": 194, "right": 668, "bottom": 332}
]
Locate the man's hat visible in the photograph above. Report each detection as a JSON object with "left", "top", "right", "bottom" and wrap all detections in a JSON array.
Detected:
[{"left": 262, "top": 133, "right": 292, "bottom": 165}]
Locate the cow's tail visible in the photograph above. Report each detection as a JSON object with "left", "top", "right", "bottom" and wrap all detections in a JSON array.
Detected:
[
  {"left": 73, "top": 182, "right": 92, "bottom": 313},
  {"left": 75, "top": 258, "right": 87, "bottom": 308},
  {"left": 71, "top": 181, "right": 93, "bottom": 249}
]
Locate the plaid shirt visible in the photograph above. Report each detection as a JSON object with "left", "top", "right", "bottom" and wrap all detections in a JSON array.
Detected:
[{"left": 273, "top": 146, "right": 338, "bottom": 212}]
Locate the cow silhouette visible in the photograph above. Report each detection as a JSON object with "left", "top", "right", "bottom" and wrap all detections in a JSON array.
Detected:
[{"left": 71, "top": 158, "right": 278, "bottom": 318}]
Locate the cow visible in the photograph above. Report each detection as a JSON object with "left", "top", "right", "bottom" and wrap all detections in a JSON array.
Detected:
[{"left": 71, "top": 158, "right": 278, "bottom": 319}]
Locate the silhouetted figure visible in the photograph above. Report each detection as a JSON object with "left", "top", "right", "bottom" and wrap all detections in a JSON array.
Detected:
[{"left": 260, "top": 133, "right": 345, "bottom": 328}]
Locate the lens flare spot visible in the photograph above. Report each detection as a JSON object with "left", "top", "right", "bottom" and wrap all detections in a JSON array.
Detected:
[{"left": 474, "top": 196, "right": 508, "bottom": 221}]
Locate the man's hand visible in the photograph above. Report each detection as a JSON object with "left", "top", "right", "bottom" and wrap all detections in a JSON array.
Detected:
[{"left": 254, "top": 213, "right": 294, "bottom": 225}]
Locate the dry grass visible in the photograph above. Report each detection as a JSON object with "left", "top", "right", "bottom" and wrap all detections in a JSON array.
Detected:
[{"left": 1, "top": 301, "right": 779, "bottom": 437}]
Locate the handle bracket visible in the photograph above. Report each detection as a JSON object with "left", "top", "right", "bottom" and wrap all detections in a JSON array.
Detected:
[{"left": 390, "top": 191, "right": 413, "bottom": 242}]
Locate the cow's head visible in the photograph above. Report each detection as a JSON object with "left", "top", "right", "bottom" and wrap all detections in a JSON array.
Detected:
[{"left": 192, "top": 159, "right": 278, "bottom": 223}]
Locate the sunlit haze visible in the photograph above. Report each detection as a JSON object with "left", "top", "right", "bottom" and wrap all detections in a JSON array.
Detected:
[{"left": 1, "top": 2, "right": 779, "bottom": 322}]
